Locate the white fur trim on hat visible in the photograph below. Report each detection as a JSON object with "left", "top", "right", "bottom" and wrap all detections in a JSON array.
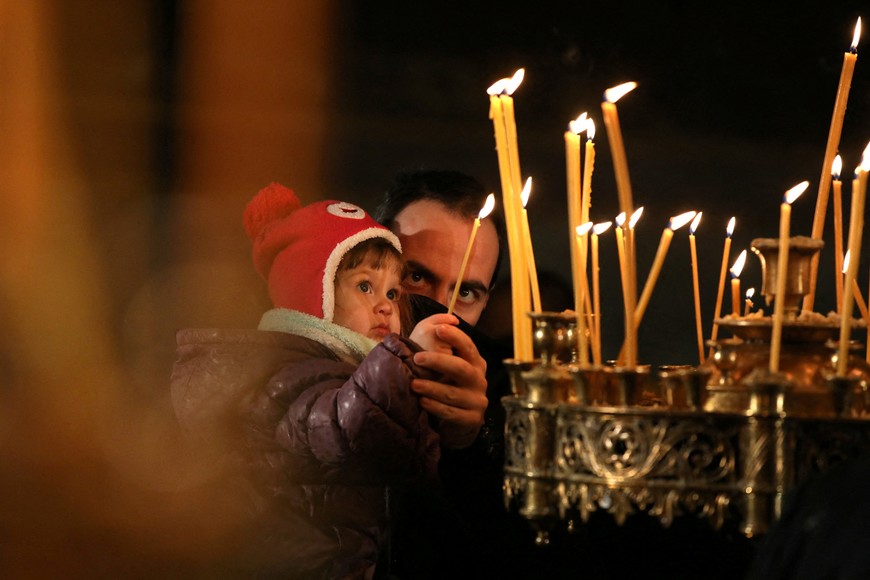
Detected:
[
  {"left": 321, "top": 227, "right": 402, "bottom": 323},
  {"left": 258, "top": 308, "right": 378, "bottom": 364}
]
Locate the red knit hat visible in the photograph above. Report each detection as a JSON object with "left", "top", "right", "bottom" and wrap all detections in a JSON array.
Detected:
[{"left": 243, "top": 182, "right": 401, "bottom": 321}]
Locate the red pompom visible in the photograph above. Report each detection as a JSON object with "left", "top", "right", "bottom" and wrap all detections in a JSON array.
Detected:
[{"left": 243, "top": 182, "right": 301, "bottom": 241}]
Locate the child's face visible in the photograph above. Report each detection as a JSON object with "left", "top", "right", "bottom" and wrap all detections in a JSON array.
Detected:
[{"left": 333, "top": 260, "right": 403, "bottom": 341}]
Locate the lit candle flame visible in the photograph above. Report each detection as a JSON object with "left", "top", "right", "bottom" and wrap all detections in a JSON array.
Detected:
[
  {"left": 506, "top": 68, "right": 525, "bottom": 94},
  {"left": 689, "top": 211, "right": 703, "bottom": 235},
  {"left": 861, "top": 140, "right": 870, "bottom": 170},
  {"left": 576, "top": 222, "right": 594, "bottom": 236},
  {"left": 520, "top": 177, "right": 532, "bottom": 208},
  {"left": 615, "top": 212, "right": 627, "bottom": 227},
  {"left": 730, "top": 249, "right": 747, "bottom": 278},
  {"left": 833, "top": 155, "right": 843, "bottom": 180},
  {"left": 586, "top": 118, "right": 596, "bottom": 140},
  {"left": 629, "top": 206, "right": 644, "bottom": 229},
  {"left": 669, "top": 210, "right": 697, "bottom": 231},
  {"left": 479, "top": 193, "right": 496, "bottom": 219},
  {"left": 486, "top": 78, "right": 508, "bottom": 95},
  {"left": 592, "top": 221, "right": 613, "bottom": 236},
  {"left": 852, "top": 17, "right": 862, "bottom": 53},
  {"left": 569, "top": 113, "right": 588, "bottom": 135},
  {"left": 486, "top": 68, "right": 525, "bottom": 96},
  {"left": 746, "top": 287, "right": 755, "bottom": 299},
  {"left": 604, "top": 81, "right": 638, "bottom": 103},
  {"left": 726, "top": 217, "right": 736, "bottom": 238},
  {"left": 784, "top": 180, "right": 810, "bottom": 204},
  {"left": 843, "top": 249, "right": 851, "bottom": 273}
]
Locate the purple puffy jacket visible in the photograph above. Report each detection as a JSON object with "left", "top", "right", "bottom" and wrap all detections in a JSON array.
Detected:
[{"left": 170, "top": 328, "right": 441, "bottom": 579}]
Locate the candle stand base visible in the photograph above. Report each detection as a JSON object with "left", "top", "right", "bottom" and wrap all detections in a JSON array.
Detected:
[{"left": 503, "top": 311, "right": 870, "bottom": 539}]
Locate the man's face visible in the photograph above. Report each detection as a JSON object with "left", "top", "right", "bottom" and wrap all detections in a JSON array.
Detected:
[{"left": 391, "top": 200, "right": 499, "bottom": 325}]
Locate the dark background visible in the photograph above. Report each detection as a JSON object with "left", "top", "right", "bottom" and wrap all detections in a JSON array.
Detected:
[
  {"left": 1, "top": 1, "right": 868, "bottom": 575},
  {"left": 331, "top": 1, "right": 869, "bottom": 364}
]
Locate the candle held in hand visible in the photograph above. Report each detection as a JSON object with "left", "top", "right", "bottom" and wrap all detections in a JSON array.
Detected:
[{"left": 447, "top": 194, "right": 496, "bottom": 315}]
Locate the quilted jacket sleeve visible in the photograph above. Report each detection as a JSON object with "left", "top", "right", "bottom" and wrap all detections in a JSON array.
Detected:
[{"left": 273, "top": 334, "right": 441, "bottom": 484}]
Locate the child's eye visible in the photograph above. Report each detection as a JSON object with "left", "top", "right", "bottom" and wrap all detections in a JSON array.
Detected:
[
  {"left": 357, "top": 281, "right": 371, "bottom": 293},
  {"left": 387, "top": 288, "right": 400, "bottom": 301}
]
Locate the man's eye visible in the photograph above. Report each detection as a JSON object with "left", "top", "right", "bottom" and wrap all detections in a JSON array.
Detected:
[
  {"left": 357, "top": 282, "right": 371, "bottom": 293},
  {"left": 405, "top": 272, "right": 426, "bottom": 288},
  {"left": 456, "top": 287, "right": 479, "bottom": 305}
]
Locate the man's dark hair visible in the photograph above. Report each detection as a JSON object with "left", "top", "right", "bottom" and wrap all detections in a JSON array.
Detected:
[{"left": 375, "top": 169, "right": 506, "bottom": 289}]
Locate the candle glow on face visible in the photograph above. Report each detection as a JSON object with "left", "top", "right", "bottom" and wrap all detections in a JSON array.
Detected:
[
  {"left": 730, "top": 250, "right": 747, "bottom": 278},
  {"left": 604, "top": 81, "right": 638, "bottom": 103}
]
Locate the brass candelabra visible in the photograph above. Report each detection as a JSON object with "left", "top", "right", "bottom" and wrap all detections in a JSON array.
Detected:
[{"left": 502, "top": 237, "right": 870, "bottom": 544}]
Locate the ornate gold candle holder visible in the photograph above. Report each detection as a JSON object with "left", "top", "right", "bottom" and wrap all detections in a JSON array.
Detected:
[
  {"left": 503, "top": 251, "right": 870, "bottom": 540},
  {"left": 751, "top": 236, "right": 824, "bottom": 318}
]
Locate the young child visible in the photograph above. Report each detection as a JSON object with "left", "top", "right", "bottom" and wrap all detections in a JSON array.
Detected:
[{"left": 170, "top": 182, "right": 457, "bottom": 578}]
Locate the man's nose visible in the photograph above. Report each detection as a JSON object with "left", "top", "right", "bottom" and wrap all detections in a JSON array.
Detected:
[{"left": 434, "top": 283, "right": 453, "bottom": 308}]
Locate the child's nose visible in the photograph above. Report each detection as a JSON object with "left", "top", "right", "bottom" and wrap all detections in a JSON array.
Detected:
[{"left": 375, "top": 296, "right": 393, "bottom": 315}]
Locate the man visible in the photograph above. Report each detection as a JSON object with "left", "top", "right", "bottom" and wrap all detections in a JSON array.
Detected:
[
  {"left": 375, "top": 170, "right": 544, "bottom": 578},
  {"left": 375, "top": 169, "right": 505, "bottom": 449}
]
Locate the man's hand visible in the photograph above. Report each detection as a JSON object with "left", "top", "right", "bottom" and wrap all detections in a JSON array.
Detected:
[{"left": 410, "top": 324, "right": 488, "bottom": 449}]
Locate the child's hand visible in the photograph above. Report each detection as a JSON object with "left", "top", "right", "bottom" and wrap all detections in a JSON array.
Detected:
[{"left": 409, "top": 313, "right": 458, "bottom": 355}]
